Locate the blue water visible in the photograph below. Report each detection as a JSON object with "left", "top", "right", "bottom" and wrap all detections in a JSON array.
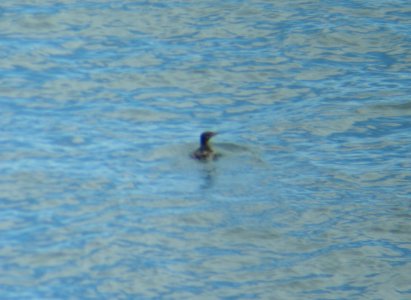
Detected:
[{"left": 1, "top": 1, "right": 411, "bottom": 299}]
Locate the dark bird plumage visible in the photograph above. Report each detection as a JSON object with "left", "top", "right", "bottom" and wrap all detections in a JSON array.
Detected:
[{"left": 192, "top": 131, "right": 217, "bottom": 160}]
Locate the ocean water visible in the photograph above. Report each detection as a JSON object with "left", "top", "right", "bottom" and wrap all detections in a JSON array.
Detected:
[{"left": 0, "top": 0, "right": 410, "bottom": 299}]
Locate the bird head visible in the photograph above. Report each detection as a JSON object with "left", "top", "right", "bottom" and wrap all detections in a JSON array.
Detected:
[{"left": 200, "top": 131, "right": 217, "bottom": 146}]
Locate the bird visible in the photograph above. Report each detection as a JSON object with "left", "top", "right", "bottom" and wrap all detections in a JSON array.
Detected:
[{"left": 192, "top": 131, "right": 218, "bottom": 160}]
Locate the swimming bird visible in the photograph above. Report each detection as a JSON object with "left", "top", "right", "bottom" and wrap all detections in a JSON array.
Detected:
[{"left": 192, "top": 131, "right": 218, "bottom": 160}]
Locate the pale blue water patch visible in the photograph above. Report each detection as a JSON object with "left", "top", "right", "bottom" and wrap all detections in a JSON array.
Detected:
[{"left": 1, "top": 0, "right": 411, "bottom": 299}]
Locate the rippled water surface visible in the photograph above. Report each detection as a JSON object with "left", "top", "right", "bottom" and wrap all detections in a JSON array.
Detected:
[{"left": 1, "top": 0, "right": 411, "bottom": 299}]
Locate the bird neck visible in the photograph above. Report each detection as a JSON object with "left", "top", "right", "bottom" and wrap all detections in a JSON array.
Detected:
[{"left": 200, "top": 139, "right": 212, "bottom": 151}]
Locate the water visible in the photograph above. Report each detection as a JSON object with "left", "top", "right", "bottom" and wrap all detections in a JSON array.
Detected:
[{"left": 0, "top": 0, "right": 410, "bottom": 299}]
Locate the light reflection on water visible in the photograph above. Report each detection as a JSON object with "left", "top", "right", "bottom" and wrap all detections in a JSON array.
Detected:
[{"left": 1, "top": 0, "right": 411, "bottom": 299}]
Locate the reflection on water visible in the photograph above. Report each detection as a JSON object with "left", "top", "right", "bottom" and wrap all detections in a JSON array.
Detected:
[{"left": 1, "top": 0, "right": 411, "bottom": 299}]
